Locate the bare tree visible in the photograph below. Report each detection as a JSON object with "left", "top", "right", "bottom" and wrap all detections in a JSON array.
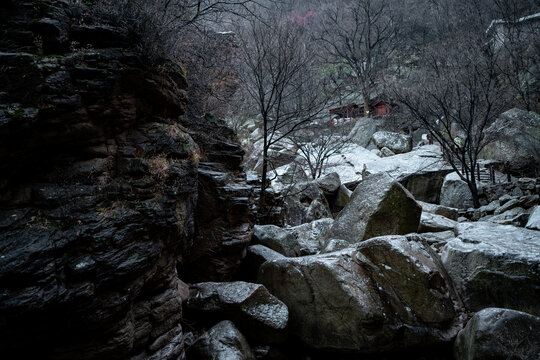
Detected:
[
  {"left": 236, "top": 10, "right": 333, "bottom": 206},
  {"left": 395, "top": 30, "right": 511, "bottom": 208},
  {"left": 91, "top": 0, "right": 260, "bottom": 63},
  {"left": 319, "top": 0, "right": 398, "bottom": 113},
  {"left": 288, "top": 124, "right": 353, "bottom": 179}
]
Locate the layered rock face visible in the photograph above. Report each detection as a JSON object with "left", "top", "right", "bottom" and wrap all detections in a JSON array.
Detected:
[{"left": 0, "top": 1, "right": 252, "bottom": 359}]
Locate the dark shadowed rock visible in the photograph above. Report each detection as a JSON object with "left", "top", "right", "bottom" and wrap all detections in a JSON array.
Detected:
[
  {"left": 454, "top": 308, "right": 540, "bottom": 360},
  {"left": 283, "top": 182, "right": 332, "bottom": 226},
  {"left": 188, "top": 320, "right": 256, "bottom": 360},
  {"left": 441, "top": 222, "right": 540, "bottom": 315},
  {"left": 326, "top": 173, "right": 422, "bottom": 243},
  {"left": 0, "top": 1, "right": 252, "bottom": 358},
  {"left": 185, "top": 282, "right": 288, "bottom": 343},
  {"left": 258, "top": 235, "right": 464, "bottom": 353},
  {"left": 237, "top": 244, "right": 286, "bottom": 282},
  {"left": 481, "top": 108, "right": 540, "bottom": 176}
]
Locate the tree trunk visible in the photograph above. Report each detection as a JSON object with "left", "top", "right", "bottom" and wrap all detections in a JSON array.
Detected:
[
  {"left": 363, "top": 92, "right": 371, "bottom": 116},
  {"left": 260, "top": 118, "right": 269, "bottom": 210},
  {"left": 467, "top": 178, "right": 481, "bottom": 209}
]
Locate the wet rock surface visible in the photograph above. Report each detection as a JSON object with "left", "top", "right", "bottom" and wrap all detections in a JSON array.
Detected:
[
  {"left": 454, "top": 308, "right": 540, "bottom": 360},
  {"left": 326, "top": 173, "right": 422, "bottom": 243},
  {"left": 0, "top": 1, "right": 252, "bottom": 358},
  {"left": 185, "top": 282, "right": 288, "bottom": 343},
  {"left": 441, "top": 222, "right": 540, "bottom": 316},
  {"left": 187, "top": 320, "right": 256, "bottom": 360},
  {"left": 418, "top": 212, "right": 457, "bottom": 233},
  {"left": 258, "top": 235, "right": 464, "bottom": 353}
]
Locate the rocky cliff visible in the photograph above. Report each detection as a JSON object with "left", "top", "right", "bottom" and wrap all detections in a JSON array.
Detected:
[{"left": 0, "top": 1, "right": 253, "bottom": 358}]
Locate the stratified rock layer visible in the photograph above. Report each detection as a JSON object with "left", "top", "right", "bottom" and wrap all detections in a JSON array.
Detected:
[{"left": 0, "top": 1, "right": 252, "bottom": 358}]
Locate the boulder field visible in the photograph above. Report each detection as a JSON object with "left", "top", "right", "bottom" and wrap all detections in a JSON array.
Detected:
[{"left": 1, "top": 1, "right": 539, "bottom": 359}]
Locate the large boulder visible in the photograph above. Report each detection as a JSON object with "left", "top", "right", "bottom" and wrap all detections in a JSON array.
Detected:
[
  {"left": 258, "top": 235, "right": 464, "bottom": 353},
  {"left": 481, "top": 108, "right": 540, "bottom": 176},
  {"left": 187, "top": 320, "right": 256, "bottom": 360},
  {"left": 526, "top": 205, "right": 540, "bottom": 230},
  {"left": 372, "top": 131, "right": 412, "bottom": 154},
  {"left": 440, "top": 172, "right": 474, "bottom": 209},
  {"left": 441, "top": 222, "right": 540, "bottom": 315},
  {"left": 362, "top": 145, "right": 453, "bottom": 203},
  {"left": 253, "top": 218, "right": 334, "bottom": 257},
  {"left": 348, "top": 116, "right": 385, "bottom": 147},
  {"left": 454, "top": 308, "right": 540, "bottom": 360},
  {"left": 185, "top": 282, "right": 288, "bottom": 343},
  {"left": 325, "top": 173, "right": 422, "bottom": 243}
]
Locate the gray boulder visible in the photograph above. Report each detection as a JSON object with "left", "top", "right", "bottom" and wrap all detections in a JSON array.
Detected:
[
  {"left": 188, "top": 320, "right": 256, "bottom": 360},
  {"left": 362, "top": 145, "right": 453, "bottom": 203},
  {"left": 253, "top": 218, "right": 334, "bottom": 257},
  {"left": 441, "top": 222, "right": 540, "bottom": 316},
  {"left": 440, "top": 172, "right": 473, "bottom": 209},
  {"left": 471, "top": 200, "right": 500, "bottom": 220},
  {"left": 258, "top": 235, "right": 463, "bottom": 353},
  {"left": 481, "top": 108, "right": 540, "bottom": 176},
  {"left": 454, "top": 308, "right": 540, "bottom": 360},
  {"left": 314, "top": 172, "right": 341, "bottom": 194},
  {"left": 417, "top": 200, "right": 459, "bottom": 220},
  {"left": 526, "top": 205, "right": 540, "bottom": 230},
  {"left": 372, "top": 131, "right": 412, "bottom": 154},
  {"left": 493, "top": 198, "right": 521, "bottom": 215},
  {"left": 326, "top": 173, "right": 422, "bottom": 243},
  {"left": 348, "top": 116, "right": 384, "bottom": 147},
  {"left": 418, "top": 212, "right": 457, "bottom": 233},
  {"left": 185, "top": 282, "right": 288, "bottom": 343}
]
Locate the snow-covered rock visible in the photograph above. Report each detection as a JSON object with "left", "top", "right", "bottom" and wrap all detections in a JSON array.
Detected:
[
  {"left": 372, "top": 131, "right": 412, "bottom": 154},
  {"left": 440, "top": 172, "right": 474, "bottom": 209}
]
